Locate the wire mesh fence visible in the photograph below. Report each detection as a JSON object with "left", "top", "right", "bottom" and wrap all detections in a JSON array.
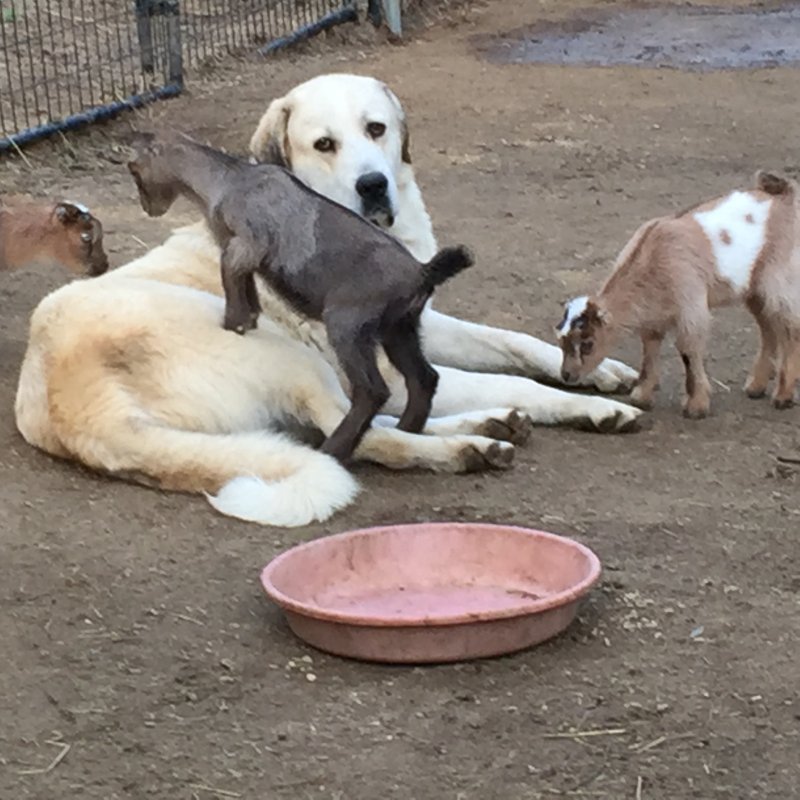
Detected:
[
  {"left": 0, "top": 0, "right": 357, "bottom": 153},
  {"left": 182, "top": 0, "right": 351, "bottom": 64}
]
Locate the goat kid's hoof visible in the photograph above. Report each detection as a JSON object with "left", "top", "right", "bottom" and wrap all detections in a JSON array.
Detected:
[
  {"left": 629, "top": 387, "right": 656, "bottom": 411},
  {"left": 745, "top": 384, "right": 768, "bottom": 399},
  {"left": 223, "top": 318, "right": 250, "bottom": 335},
  {"left": 771, "top": 395, "right": 795, "bottom": 410},
  {"left": 478, "top": 410, "right": 534, "bottom": 446},
  {"left": 682, "top": 404, "right": 709, "bottom": 420}
]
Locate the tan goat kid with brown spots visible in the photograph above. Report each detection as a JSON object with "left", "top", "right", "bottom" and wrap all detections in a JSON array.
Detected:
[{"left": 556, "top": 171, "right": 800, "bottom": 417}]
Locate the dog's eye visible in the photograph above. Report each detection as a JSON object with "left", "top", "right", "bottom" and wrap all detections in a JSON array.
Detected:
[
  {"left": 366, "top": 122, "right": 386, "bottom": 139},
  {"left": 580, "top": 340, "right": 594, "bottom": 356},
  {"left": 314, "top": 137, "right": 336, "bottom": 153}
]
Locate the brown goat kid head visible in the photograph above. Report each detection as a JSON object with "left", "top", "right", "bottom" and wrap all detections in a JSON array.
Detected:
[
  {"left": 555, "top": 296, "right": 613, "bottom": 383},
  {"left": 127, "top": 133, "right": 182, "bottom": 218},
  {"left": 53, "top": 201, "right": 109, "bottom": 276}
]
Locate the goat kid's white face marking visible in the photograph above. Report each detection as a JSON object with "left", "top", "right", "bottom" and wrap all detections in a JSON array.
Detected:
[
  {"left": 283, "top": 76, "right": 403, "bottom": 222},
  {"left": 693, "top": 191, "right": 771, "bottom": 294},
  {"left": 556, "top": 296, "right": 589, "bottom": 340}
]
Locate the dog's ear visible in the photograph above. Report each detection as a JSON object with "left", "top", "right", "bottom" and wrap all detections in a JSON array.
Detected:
[
  {"left": 400, "top": 118, "right": 411, "bottom": 165},
  {"left": 381, "top": 84, "right": 411, "bottom": 164},
  {"left": 250, "top": 96, "right": 292, "bottom": 168}
]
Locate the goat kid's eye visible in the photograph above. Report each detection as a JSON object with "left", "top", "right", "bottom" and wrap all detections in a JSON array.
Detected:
[
  {"left": 580, "top": 340, "right": 594, "bottom": 356},
  {"left": 81, "top": 232, "right": 92, "bottom": 243},
  {"left": 314, "top": 137, "right": 335, "bottom": 153},
  {"left": 366, "top": 122, "right": 386, "bottom": 139}
]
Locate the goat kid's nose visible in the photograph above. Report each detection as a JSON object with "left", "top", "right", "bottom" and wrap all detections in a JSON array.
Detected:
[{"left": 356, "top": 171, "right": 389, "bottom": 199}]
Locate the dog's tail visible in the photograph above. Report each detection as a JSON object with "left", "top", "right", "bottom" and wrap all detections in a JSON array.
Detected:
[
  {"left": 203, "top": 431, "right": 359, "bottom": 526},
  {"left": 17, "top": 352, "right": 358, "bottom": 527},
  {"left": 127, "top": 426, "right": 358, "bottom": 526},
  {"left": 94, "top": 424, "right": 359, "bottom": 527},
  {"left": 421, "top": 245, "right": 474, "bottom": 292}
]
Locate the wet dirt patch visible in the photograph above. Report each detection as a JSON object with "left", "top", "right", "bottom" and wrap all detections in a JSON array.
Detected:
[{"left": 475, "top": 3, "right": 800, "bottom": 71}]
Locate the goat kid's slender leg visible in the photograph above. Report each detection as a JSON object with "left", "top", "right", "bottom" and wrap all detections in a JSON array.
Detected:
[
  {"left": 629, "top": 330, "right": 664, "bottom": 410},
  {"left": 772, "top": 331, "right": 800, "bottom": 409},
  {"left": 744, "top": 297, "right": 779, "bottom": 399},
  {"left": 221, "top": 237, "right": 258, "bottom": 334},
  {"left": 245, "top": 272, "right": 262, "bottom": 327},
  {"left": 294, "top": 358, "right": 517, "bottom": 471},
  {"left": 320, "top": 323, "right": 390, "bottom": 461},
  {"left": 382, "top": 321, "right": 439, "bottom": 433},
  {"left": 676, "top": 313, "right": 712, "bottom": 419}
]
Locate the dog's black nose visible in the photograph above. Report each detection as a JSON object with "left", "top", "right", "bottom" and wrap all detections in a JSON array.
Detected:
[{"left": 356, "top": 171, "right": 389, "bottom": 199}]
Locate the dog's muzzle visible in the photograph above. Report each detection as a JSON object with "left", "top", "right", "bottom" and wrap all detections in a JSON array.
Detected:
[{"left": 356, "top": 171, "right": 394, "bottom": 228}]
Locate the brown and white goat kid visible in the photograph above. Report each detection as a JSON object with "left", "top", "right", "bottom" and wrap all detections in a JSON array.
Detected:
[
  {"left": 556, "top": 172, "right": 800, "bottom": 417},
  {"left": 0, "top": 198, "right": 109, "bottom": 276}
]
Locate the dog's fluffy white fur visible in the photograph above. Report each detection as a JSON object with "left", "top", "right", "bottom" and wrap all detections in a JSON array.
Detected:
[{"left": 15, "top": 73, "right": 640, "bottom": 527}]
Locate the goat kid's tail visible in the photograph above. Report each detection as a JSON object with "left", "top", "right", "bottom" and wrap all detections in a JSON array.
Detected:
[
  {"left": 756, "top": 170, "right": 794, "bottom": 197},
  {"left": 422, "top": 245, "right": 474, "bottom": 291}
]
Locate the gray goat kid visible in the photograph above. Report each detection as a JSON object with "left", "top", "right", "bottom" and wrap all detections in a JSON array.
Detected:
[{"left": 127, "top": 132, "right": 473, "bottom": 462}]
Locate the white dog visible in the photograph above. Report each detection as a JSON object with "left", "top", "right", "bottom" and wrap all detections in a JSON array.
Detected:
[{"left": 14, "top": 73, "right": 641, "bottom": 527}]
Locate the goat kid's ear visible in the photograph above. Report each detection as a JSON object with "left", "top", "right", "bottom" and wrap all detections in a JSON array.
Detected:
[
  {"left": 127, "top": 131, "right": 162, "bottom": 160},
  {"left": 593, "top": 308, "right": 611, "bottom": 326},
  {"left": 129, "top": 131, "right": 156, "bottom": 149},
  {"left": 584, "top": 301, "right": 610, "bottom": 327},
  {"left": 54, "top": 202, "right": 84, "bottom": 224}
]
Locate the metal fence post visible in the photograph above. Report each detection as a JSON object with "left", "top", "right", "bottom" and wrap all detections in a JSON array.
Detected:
[
  {"left": 135, "top": 0, "right": 182, "bottom": 87},
  {"left": 135, "top": 0, "right": 155, "bottom": 74},
  {"left": 367, "top": 0, "right": 402, "bottom": 36},
  {"left": 367, "top": 0, "right": 383, "bottom": 27},
  {"left": 163, "top": 0, "right": 183, "bottom": 87},
  {"left": 382, "top": 0, "right": 402, "bottom": 36}
]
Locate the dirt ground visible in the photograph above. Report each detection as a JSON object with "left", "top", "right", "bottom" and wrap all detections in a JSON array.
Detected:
[{"left": 2, "top": 1, "right": 799, "bottom": 798}]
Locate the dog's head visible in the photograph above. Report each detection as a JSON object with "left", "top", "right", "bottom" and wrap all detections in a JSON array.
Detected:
[{"left": 249, "top": 73, "right": 412, "bottom": 229}]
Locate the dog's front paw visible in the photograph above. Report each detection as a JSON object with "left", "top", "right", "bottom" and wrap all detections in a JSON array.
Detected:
[{"left": 584, "top": 359, "right": 639, "bottom": 393}]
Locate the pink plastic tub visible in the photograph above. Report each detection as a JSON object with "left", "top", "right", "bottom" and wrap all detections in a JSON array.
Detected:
[{"left": 260, "top": 522, "right": 601, "bottom": 663}]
